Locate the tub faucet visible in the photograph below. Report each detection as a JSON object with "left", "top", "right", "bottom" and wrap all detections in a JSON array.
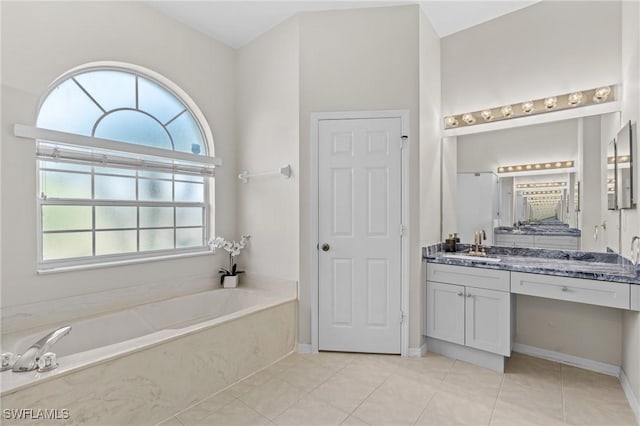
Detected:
[{"left": 12, "top": 325, "right": 71, "bottom": 372}]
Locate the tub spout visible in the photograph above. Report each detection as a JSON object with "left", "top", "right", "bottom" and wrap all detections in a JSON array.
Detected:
[{"left": 12, "top": 326, "right": 71, "bottom": 372}]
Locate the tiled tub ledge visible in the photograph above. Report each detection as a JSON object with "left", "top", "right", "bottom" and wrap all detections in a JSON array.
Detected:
[
  {"left": 0, "top": 288, "right": 296, "bottom": 425},
  {"left": 423, "top": 243, "right": 640, "bottom": 285}
]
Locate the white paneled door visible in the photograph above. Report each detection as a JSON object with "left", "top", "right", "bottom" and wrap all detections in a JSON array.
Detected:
[{"left": 318, "top": 117, "right": 403, "bottom": 354}]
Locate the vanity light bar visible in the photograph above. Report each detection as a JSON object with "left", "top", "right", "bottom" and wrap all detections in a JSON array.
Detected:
[
  {"left": 522, "top": 190, "right": 562, "bottom": 195},
  {"left": 516, "top": 182, "right": 567, "bottom": 189},
  {"left": 608, "top": 155, "right": 631, "bottom": 164},
  {"left": 497, "top": 160, "right": 574, "bottom": 174},
  {"left": 444, "top": 86, "right": 615, "bottom": 129}
]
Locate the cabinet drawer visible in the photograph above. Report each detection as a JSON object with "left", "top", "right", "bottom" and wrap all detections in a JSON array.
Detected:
[
  {"left": 511, "top": 272, "right": 630, "bottom": 309},
  {"left": 427, "top": 263, "right": 510, "bottom": 292},
  {"left": 495, "top": 234, "right": 534, "bottom": 247},
  {"left": 534, "top": 235, "right": 579, "bottom": 250}
]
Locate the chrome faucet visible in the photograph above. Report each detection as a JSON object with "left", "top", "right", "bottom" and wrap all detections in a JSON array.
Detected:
[
  {"left": 12, "top": 326, "right": 71, "bottom": 372},
  {"left": 632, "top": 236, "right": 640, "bottom": 266}
]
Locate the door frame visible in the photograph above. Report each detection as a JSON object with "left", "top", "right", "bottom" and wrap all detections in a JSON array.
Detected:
[{"left": 309, "top": 110, "right": 410, "bottom": 356}]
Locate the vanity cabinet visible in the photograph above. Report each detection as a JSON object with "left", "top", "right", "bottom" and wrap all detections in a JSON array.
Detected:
[
  {"left": 494, "top": 234, "right": 579, "bottom": 250},
  {"left": 511, "top": 272, "right": 630, "bottom": 309},
  {"left": 426, "top": 264, "right": 512, "bottom": 356}
]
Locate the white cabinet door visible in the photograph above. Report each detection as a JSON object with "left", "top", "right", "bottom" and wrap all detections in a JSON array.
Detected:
[
  {"left": 464, "top": 287, "right": 511, "bottom": 356},
  {"left": 426, "top": 281, "right": 465, "bottom": 345}
]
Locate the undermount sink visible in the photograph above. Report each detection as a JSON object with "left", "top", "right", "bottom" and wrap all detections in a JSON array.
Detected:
[{"left": 442, "top": 254, "right": 502, "bottom": 263}]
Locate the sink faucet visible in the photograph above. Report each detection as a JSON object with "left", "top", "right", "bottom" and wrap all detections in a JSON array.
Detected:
[
  {"left": 12, "top": 326, "right": 71, "bottom": 372},
  {"left": 469, "top": 230, "right": 487, "bottom": 256},
  {"left": 632, "top": 236, "right": 640, "bottom": 266}
]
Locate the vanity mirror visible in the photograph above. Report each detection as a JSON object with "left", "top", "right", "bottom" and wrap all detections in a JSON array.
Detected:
[
  {"left": 615, "top": 120, "right": 635, "bottom": 209},
  {"left": 452, "top": 114, "right": 619, "bottom": 252},
  {"left": 607, "top": 138, "right": 617, "bottom": 210}
]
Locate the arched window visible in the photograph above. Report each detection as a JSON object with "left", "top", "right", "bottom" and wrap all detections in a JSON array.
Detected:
[{"left": 30, "top": 65, "right": 217, "bottom": 270}]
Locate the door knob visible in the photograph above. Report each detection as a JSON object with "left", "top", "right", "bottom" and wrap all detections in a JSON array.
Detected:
[{"left": 321, "top": 243, "right": 330, "bottom": 252}]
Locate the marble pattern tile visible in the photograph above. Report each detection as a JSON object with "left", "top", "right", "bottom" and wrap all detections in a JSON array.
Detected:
[
  {"left": 274, "top": 396, "right": 350, "bottom": 425},
  {"left": 423, "top": 244, "right": 640, "bottom": 284},
  {"left": 1, "top": 302, "right": 296, "bottom": 426}
]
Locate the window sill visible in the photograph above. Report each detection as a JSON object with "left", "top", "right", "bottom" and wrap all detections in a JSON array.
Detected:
[{"left": 37, "top": 249, "right": 213, "bottom": 275}]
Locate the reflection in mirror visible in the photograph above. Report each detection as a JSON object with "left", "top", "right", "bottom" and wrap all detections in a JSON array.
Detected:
[
  {"left": 615, "top": 120, "right": 634, "bottom": 209},
  {"left": 607, "top": 138, "right": 617, "bottom": 210}
]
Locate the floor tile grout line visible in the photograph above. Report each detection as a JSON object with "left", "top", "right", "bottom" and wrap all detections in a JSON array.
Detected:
[{"left": 486, "top": 372, "right": 505, "bottom": 426}]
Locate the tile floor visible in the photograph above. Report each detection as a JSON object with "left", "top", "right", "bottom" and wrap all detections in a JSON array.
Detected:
[{"left": 159, "top": 352, "right": 637, "bottom": 426}]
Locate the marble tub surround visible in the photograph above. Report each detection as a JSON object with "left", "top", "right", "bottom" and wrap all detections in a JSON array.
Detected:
[
  {"left": 423, "top": 244, "right": 640, "bottom": 284},
  {"left": 1, "top": 300, "right": 296, "bottom": 426},
  {"left": 495, "top": 225, "right": 581, "bottom": 236}
]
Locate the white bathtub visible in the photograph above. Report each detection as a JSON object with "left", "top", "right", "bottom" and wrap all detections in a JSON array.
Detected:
[{"left": 1, "top": 286, "right": 296, "bottom": 425}]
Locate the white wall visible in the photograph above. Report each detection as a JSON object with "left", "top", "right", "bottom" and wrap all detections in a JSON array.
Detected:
[
  {"left": 236, "top": 17, "right": 300, "bottom": 284},
  {"left": 620, "top": 0, "right": 640, "bottom": 410},
  {"left": 441, "top": 1, "right": 621, "bottom": 116},
  {"left": 419, "top": 8, "right": 442, "bottom": 349},
  {"left": 0, "top": 2, "right": 236, "bottom": 333},
  {"left": 441, "top": 1, "right": 629, "bottom": 369},
  {"left": 298, "top": 5, "right": 423, "bottom": 348}
]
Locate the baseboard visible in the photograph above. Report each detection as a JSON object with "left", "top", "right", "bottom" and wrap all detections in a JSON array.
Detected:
[
  {"left": 407, "top": 343, "right": 427, "bottom": 357},
  {"left": 620, "top": 368, "right": 640, "bottom": 425},
  {"left": 426, "top": 337, "right": 506, "bottom": 373},
  {"left": 513, "top": 343, "right": 621, "bottom": 376},
  {"left": 297, "top": 343, "right": 312, "bottom": 354}
]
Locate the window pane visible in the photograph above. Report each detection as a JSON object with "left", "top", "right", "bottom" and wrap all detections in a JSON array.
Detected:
[
  {"left": 176, "top": 228, "right": 203, "bottom": 248},
  {"left": 40, "top": 161, "right": 91, "bottom": 173},
  {"left": 138, "top": 77, "right": 185, "bottom": 124},
  {"left": 36, "top": 79, "right": 103, "bottom": 136},
  {"left": 139, "top": 170, "right": 172, "bottom": 180},
  {"left": 93, "top": 166, "right": 136, "bottom": 176},
  {"left": 174, "top": 174, "right": 204, "bottom": 183},
  {"left": 175, "top": 181, "right": 204, "bottom": 202},
  {"left": 140, "top": 207, "right": 173, "bottom": 228},
  {"left": 73, "top": 70, "right": 135, "bottom": 111},
  {"left": 166, "top": 112, "right": 206, "bottom": 155},
  {"left": 139, "top": 179, "right": 172, "bottom": 201},
  {"left": 140, "top": 229, "right": 173, "bottom": 251},
  {"left": 95, "top": 206, "right": 137, "bottom": 229},
  {"left": 43, "top": 232, "right": 92, "bottom": 260},
  {"left": 176, "top": 207, "right": 202, "bottom": 227},
  {"left": 42, "top": 206, "right": 92, "bottom": 231},
  {"left": 96, "top": 230, "right": 137, "bottom": 255},
  {"left": 94, "top": 110, "right": 172, "bottom": 150},
  {"left": 95, "top": 175, "right": 136, "bottom": 200},
  {"left": 41, "top": 171, "right": 91, "bottom": 199}
]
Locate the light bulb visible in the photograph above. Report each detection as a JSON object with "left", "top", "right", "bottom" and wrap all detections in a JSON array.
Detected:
[
  {"left": 480, "top": 110, "right": 493, "bottom": 121},
  {"left": 522, "top": 101, "right": 535, "bottom": 114},
  {"left": 462, "top": 113, "right": 476, "bottom": 125},
  {"left": 501, "top": 105, "right": 513, "bottom": 118},
  {"left": 568, "top": 92, "right": 583, "bottom": 106},
  {"left": 445, "top": 116, "right": 459, "bottom": 127},
  {"left": 593, "top": 86, "right": 611, "bottom": 103},
  {"left": 544, "top": 96, "right": 557, "bottom": 110}
]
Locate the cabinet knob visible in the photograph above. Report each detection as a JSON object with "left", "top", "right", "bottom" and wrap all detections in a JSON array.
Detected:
[
  {"left": 457, "top": 291, "right": 463, "bottom": 296},
  {"left": 561, "top": 286, "right": 568, "bottom": 292}
]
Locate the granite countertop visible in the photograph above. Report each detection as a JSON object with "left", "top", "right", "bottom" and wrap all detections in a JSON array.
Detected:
[
  {"left": 423, "top": 243, "right": 640, "bottom": 285},
  {"left": 494, "top": 226, "right": 581, "bottom": 237}
]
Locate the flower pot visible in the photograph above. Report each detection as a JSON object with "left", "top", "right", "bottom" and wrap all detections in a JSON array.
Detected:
[{"left": 222, "top": 275, "right": 238, "bottom": 289}]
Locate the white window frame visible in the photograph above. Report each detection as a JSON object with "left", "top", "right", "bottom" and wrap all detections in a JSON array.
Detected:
[{"left": 16, "top": 62, "right": 219, "bottom": 273}]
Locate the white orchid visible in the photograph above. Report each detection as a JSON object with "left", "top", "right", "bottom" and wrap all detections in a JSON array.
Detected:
[{"left": 208, "top": 235, "right": 251, "bottom": 284}]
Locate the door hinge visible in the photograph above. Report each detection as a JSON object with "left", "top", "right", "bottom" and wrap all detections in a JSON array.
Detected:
[
  {"left": 400, "top": 135, "right": 408, "bottom": 150},
  {"left": 400, "top": 311, "right": 405, "bottom": 324},
  {"left": 399, "top": 224, "right": 405, "bottom": 236}
]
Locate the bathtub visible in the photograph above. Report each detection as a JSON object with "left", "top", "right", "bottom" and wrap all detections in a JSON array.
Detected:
[{"left": 0, "top": 286, "right": 296, "bottom": 425}]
